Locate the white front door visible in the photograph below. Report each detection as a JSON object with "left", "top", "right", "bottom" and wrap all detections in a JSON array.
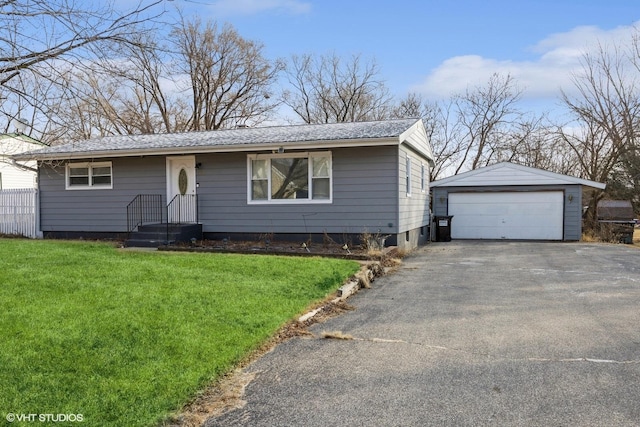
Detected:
[{"left": 166, "top": 156, "right": 197, "bottom": 223}]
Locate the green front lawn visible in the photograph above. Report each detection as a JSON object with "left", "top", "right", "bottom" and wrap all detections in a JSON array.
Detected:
[{"left": 0, "top": 239, "right": 359, "bottom": 426}]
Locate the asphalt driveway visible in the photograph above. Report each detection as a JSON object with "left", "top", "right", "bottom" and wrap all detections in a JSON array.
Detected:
[{"left": 206, "top": 241, "right": 640, "bottom": 426}]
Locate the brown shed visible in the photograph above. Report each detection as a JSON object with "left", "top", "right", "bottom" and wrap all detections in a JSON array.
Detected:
[
  {"left": 597, "top": 200, "right": 635, "bottom": 243},
  {"left": 597, "top": 200, "right": 634, "bottom": 222}
]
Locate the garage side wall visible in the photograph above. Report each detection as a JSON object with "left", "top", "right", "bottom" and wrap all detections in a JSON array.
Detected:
[{"left": 432, "top": 185, "right": 583, "bottom": 241}]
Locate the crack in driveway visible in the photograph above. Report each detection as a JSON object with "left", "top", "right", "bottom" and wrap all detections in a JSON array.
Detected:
[{"left": 321, "top": 331, "right": 640, "bottom": 364}]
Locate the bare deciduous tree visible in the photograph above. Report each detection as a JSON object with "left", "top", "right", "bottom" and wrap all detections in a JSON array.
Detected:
[
  {"left": 503, "top": 117, "right": 579, "bottom": 175},
  {"left": 282, "top": 53, "right": 393, "bottom": 124},
  {"left": 394, "top": 93, "right": 465, "bottom": 179},
  {"left": 172, "top": 18, "right": 282, "bottom": 130},
  {"left": 453, "top": 73, "right": 525, "bottom": 174},
  {"left": 0, "top": 0, "right": 164, "bottom": 135},
  {"left": 44, "top": 18, "right": 283, "bottom": 140},
  {"left": 399, "top": 75, "right": 551, "bottom": 179},
  {"left": 559, "top": 41, "right": 640, "bottom": 225}
]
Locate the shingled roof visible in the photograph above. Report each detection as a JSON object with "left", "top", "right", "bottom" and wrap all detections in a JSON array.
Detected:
[
  {"left": 15, "top": 118, "right": 425, "bottom": 161},
  {"left": 597, "top": 200, "right": 635, "bottom": 221}
]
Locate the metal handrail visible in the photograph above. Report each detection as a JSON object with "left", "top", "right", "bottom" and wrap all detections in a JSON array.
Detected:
[
  {"left": 127, "top": 193, "right": 198, "bottom": 243},
  {"left": 166, "top": 194, "right": 198, "bottom": 243},
  {"left": 166, "top": 194, "right": 198, "bottom": 225},
  {"left": 126, "top": 194, "right": 164, "bottom": 234}
]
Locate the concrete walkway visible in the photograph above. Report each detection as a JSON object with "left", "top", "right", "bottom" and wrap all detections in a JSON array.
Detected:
[{"left": 206, "top": 241, "right": 640, "bottom": 426}]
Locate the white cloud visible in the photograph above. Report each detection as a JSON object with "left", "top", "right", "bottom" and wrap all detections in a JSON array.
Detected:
[
  {"left": 413, "top": 21, "right": 640, "bottom": 102},
  {"left": 208, "top": 0, "right": 311, "bottom": 16}
]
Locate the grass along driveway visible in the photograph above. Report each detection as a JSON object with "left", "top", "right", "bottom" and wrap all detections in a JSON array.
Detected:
[{"left": 0, "top": 239, "right": 359, "bottom": 426}]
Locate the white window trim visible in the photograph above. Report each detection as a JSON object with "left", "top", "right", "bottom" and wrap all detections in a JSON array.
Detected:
[
  {"left": 406, "top": 155, "right": 412, "bottom": 197},
  {"left": 65, "top": 161, "right": 113, "bottom": 190},
  {"left": 421, "top": 162, "right": 426, "bottom": 193},
  {"left": 247, "top": 151, "right": 333, "bottom": 204}
]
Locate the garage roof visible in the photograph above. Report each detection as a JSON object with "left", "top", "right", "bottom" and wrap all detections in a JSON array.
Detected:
[{"left": 431, "top": 162, "right": 606, "bottom": 189}]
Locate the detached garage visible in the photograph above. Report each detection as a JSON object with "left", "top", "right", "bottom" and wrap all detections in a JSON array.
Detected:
[{"left": 431, "top": 162, "right": 606, "bottom": 241}]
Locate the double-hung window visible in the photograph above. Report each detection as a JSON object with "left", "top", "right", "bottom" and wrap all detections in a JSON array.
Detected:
[
  {"left": 248, "top": 152, "right": 332, "bottom": 203},
  {"left": 66, "top": 162, "right": 113, "bottom": 189}
]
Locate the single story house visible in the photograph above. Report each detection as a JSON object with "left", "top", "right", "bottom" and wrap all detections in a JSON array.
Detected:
[
  {"left": 431, "top": 162, "right": 606, "bottom": 241},
  {"left": 1, "top": 132, "right": 46, "bottom": 189},
  {"left": 15, "top": 118, "right": 435, "bottom": 250}
]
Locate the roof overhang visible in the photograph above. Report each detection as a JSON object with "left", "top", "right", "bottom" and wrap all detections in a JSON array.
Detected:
[
  {"left": 12, "top": 119, "right": 438, "bottom": 168},
  {"left": 14, "top": 136, "right": 404, "bottom": 162},
  {"left": 399, "top": 119, "right": 435, "bottom": 167},
  {"left": 431, "top": 162, "right": 606, "bottom": 190}
]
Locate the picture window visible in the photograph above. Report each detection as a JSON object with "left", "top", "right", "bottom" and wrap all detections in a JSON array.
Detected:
[{"left": 248, "top": 152, "right": 332, "bottom": 203}]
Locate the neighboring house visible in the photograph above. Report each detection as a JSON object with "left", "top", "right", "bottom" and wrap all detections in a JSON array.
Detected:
[
  {"left": 15, "top": 118, "right": 435, "bottom": 250},
  {"left": 0, "top": 133, "right": 45, "bottom": 189},
  {"left": 431, "top": 162, "right": 606, "bottom": 241}
]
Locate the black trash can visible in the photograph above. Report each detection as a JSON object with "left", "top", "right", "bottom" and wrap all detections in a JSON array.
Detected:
[{"left": 434, "top": 215, "right": 453, "bottom": 242}]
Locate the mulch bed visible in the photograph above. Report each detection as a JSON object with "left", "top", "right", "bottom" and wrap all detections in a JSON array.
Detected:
[{"left": 159, "top": 239, "right": 379, "bottom": 260}]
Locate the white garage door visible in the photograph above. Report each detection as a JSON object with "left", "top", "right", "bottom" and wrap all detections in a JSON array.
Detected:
[{"left": 448, "top": 191, "right": 564, "bottom": 240}]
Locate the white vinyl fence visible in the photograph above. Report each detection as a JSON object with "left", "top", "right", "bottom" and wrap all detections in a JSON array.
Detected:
[{"left": 0, "top": 188, "right": 41, "bottom": 238}]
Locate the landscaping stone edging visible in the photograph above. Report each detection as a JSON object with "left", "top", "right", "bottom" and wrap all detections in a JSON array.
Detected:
[{"left": 299, "top": 261, "right": 385, "bottom": 323}]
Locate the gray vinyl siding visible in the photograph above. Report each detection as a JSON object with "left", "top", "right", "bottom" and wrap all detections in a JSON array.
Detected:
[
  {"left": 401, "top": 121, "right": 433, "bottom": 164},
  {"left": 563, "top": 185, "right": 582, "bottom": 240},
  {"left": 398, "top": 145, "right": 431, "bottom": 233},
  {"left": 196, "top": 146, "right": 400, "bottom": 236},
  {"left": 39, "top": 157, "right": 166, "bottom": 232},
  {"left": 432, "top": 185, "right": 583, "bottom": 241},
  {"left": 38, "top": 146, "right": 415, "bottom": 238}
]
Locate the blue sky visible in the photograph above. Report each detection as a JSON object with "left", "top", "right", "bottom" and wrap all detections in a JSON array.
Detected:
[{"left": 166, "top": 0, "right": 638, "bottom": 114}]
